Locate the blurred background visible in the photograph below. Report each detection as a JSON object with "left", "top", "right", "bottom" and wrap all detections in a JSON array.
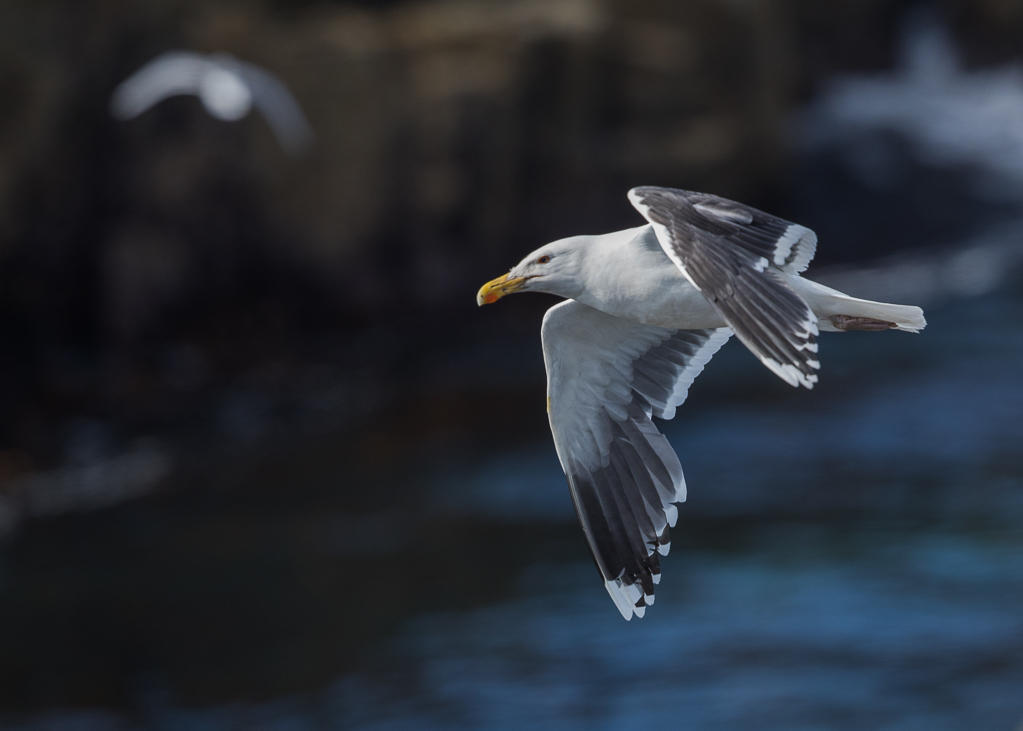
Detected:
[{"left": 1, "top": 0, "right": 1022, "bottom": 728}]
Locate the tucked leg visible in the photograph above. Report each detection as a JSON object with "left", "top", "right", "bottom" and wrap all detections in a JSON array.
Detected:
[{"left": 830, "top": 315, "right": 897, "bottom": 331}]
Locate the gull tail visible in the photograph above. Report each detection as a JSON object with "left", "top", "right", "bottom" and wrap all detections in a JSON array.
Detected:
[
  {"left": 829, "top": 299, "right": 926, "bottom": 333},
  {"left": 797, "top": 280, "right": 926, "bottom": 333}
]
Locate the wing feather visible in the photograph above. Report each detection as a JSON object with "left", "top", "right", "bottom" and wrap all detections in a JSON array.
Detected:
[
  {"left": 228, "top": 56, "right": 314, "bottom": 153},
  {"left": 541, "top": 300, "right": 731, "bottom": 619},
  {"left": 110, "top": 52, "right": 209, "bottom": 119},
  {"left": 628, "top": 186, "right": 820, "bottom": 389}
]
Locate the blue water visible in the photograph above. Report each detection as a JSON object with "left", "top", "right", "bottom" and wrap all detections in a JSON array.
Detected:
[
  {"left": 349, "top": 294, "right": 1023, "bottom": 730},
  {"left": 6, "top": 284, "right": 1022, "bottom": 731}
]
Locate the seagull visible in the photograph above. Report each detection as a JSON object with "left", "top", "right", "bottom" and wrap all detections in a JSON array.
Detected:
[
  {"left": 476, "top": 186, "right": 926, "bottom": 620},
  {"left": 111, "top": 51, "right": 313, "bottom": 154}
]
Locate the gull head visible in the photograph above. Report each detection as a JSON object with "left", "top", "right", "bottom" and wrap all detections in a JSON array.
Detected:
[{"left": 476, "top": 237, "right": 587, "bottom": 306}]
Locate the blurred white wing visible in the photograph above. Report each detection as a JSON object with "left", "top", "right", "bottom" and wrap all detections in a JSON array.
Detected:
[
  {"left": 110, "top": 51, "right": 211, "bottom": 119},
  {"left": 541, "top": 300, "right": 731, "bottom": 619},
  {"left": 222, "top": 55, "right": 314, "bottom": 154},
  {"left": 629, "top": 186, "right": 820, "bottom": 389},
  {"left": 112, "top": 51, "right": 312, "bottom": 154}
]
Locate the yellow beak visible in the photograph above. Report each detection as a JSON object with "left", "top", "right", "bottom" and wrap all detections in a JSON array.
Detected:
[{"left": 476, "top": 272, "right": 532, "bottom": 306}]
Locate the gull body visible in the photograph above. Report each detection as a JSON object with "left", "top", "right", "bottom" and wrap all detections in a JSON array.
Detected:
[
  {"left": 111, "top": 51, "right": 314, "bottom": 154},
  {"left": 494, "top": 223, "right": 916, "bottom": 334},
  {"left": 477, "top": 186, "right": 925, "bottom": 620}
]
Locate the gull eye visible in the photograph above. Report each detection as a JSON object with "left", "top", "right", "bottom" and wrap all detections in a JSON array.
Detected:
[{"left": 536, "top": 255, "right": 551, "bottom": 264}]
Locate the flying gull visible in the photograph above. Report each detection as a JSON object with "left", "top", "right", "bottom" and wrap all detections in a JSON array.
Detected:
[
  {"left": 111, "top": 51, "right": 313, "bottom": 154},
  {"left": 477, "top": 186, "right": 926, "bottom": 620}
]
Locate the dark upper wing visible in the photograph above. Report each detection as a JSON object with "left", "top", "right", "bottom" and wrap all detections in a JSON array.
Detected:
[
  {"left": 628, "top": 186, "right": 820, "bottom": 388},
  {"left": 541, "top": 300, "right": 732, "bottom": 619}
]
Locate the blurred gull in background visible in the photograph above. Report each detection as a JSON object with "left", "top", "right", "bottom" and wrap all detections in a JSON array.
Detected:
[{"left": 111, "top": 51, "right": 314, "bottom": 154}]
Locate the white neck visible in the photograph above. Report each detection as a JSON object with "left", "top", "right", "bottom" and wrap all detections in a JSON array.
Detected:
[
  {"left": 571, "top": 223, "right": 721, "bottom": 328},
  {"left": 575, "top": 225, "right": 657, "bottom": 305}
]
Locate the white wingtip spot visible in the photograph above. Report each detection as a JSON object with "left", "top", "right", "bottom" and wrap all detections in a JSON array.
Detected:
[
  {"left": 773, "top": 224, "right": 802, "bottom": 266},
  {"left": 657, "top": 542, "right": 671, "bottom": 557},
  {"left": 760, "top": 355, "right": 820, "bottom": 390},
  {"left": 625, "top": 582, "right": 642, "bottom": 603},
  {"left": 664, "top": 503, "right": 678, "bottom": 527},
  {"left": 605, "top": 579, "right": 635, "bottom": 620},
  {"left": 652, "top": 572, "right": 662, "bottom": 585},
  {"left": 605, "top": 578, "right": 651, "bottom": 620},
  {"left": 762, "top": 357, "right": 800, "bottom": 388},
  {"left": 753, "top": 256, "right": 769, "bottom": 273}
]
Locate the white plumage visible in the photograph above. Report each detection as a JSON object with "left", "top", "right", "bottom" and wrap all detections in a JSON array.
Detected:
[{"left": 477, "top": 186, "right": 926, "bottom": 619}]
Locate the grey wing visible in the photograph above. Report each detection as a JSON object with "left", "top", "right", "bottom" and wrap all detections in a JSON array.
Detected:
[
  {"left": 541, "top": 300, "right": 732, "bottom": 620},
  {"left": 629, "top": 186, "right": 820, "bottom": 389},
  {"left": 110, "top": 51, "right": 209, "bottom": 119},
  {"left": 225, "top": 56, "right": 314, "bottom": 154},
  {"left": 684, "top": 190, "right": 817, "bottom": 274}
]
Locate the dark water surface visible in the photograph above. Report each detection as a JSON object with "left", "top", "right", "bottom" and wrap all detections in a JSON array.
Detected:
[{"left": 3, "top": 284, "right": 1022, "bottom": 730}]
